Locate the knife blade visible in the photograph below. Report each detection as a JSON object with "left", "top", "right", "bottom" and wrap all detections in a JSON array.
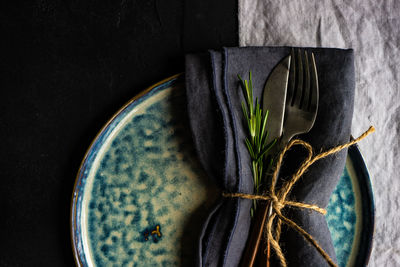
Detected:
[
  {"left": 240, "top": 55, "right": 291, "bottom": 267},
  {"left": 263, "top": 55, "right": 291, "bottom": 145}
]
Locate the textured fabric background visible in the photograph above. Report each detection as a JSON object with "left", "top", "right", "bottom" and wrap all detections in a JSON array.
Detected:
[{"left": 238, "top": 1, "right": 400, "bottom": 266}]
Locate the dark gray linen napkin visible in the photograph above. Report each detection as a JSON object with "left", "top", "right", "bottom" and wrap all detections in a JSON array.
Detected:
[{"left": 185, "top": 47, "right": 355, "bottom": 267}]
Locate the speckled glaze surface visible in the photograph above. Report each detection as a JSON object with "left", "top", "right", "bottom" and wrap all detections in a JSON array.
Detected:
[
  {"left": 71, "top": 75, "right": 374, "bottom": 267},
  {"left": 326, "top": 165, "right": 356, "bottom": 266}
]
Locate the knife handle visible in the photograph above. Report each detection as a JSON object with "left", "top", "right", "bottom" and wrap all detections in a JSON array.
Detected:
[
  {"left": 256, "top": 224, "right": 271, "bottom": 267},
  {"left": 240, "top": 201, "right": 271, "bottom": 267},
  {"left": 241, "top": 142, "right": 283, "bottom": 267}
]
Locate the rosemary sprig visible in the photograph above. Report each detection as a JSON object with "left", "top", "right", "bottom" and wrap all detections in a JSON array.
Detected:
[{"left": 238, "top": 72, "right": 276, "bottom": 216}]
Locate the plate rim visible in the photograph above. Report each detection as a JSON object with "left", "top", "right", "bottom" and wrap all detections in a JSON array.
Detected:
[
  {"left": 348, "top": 144, "right": 375, "bottom": 266},
  {"left": 70, "top": 73, "right": 374, "bottom": 267},
  {"left": 70, "top": 73, "right": 182, "bottom": 267}
]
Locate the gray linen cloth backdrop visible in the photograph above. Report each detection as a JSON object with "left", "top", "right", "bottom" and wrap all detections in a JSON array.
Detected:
[{"left": 239, "top": 1, "right": 400, "bottom": 265}]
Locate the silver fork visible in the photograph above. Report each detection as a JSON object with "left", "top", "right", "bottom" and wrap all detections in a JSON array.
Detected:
[
  {"left": 281, "top": 48, "right": 319, "bottom": 146},
  {"left": 255, "top": 48, "right": 319, "bottom": 266}
]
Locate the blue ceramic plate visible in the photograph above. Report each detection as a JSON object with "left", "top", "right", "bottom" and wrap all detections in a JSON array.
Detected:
[{"left": 71, "top": 74, "right": 374, "bottom": 267}]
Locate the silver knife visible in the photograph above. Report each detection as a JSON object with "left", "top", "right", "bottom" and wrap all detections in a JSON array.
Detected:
[
  {"left": 241, "top": 54, "right": 291, "bottom": 267},
  {"left": 263, "top": 55, "right": 291, "bottom": 145}
]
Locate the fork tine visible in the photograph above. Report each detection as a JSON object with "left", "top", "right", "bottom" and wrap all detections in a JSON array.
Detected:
[
  {"left": 287, "top": 48, "right": 296, "bottom": 106},
  {"left": 310, "top": 52, "right": 319, "bottom": 114},
  {"left": 302, "top": 51, "right": 310, "bottom": 110},
  {"left": 293, "top": 49, "right": 303, "bottom": 107}
]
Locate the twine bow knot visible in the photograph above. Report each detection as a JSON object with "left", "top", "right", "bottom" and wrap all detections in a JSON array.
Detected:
[
  {"left": 270, "top": 195, "right": 283, "bottom": 211},
  {"left": 223, "top": 126, "right": 375, "bottom": 267}
]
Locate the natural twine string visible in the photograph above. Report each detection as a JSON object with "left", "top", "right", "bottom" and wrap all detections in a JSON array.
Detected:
[{"left": 223, "top": 126, "right": 375, "bottom": 267}]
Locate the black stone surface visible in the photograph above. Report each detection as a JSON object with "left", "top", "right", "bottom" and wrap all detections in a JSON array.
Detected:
[{"left": 0, "top": 1, "right": 237, "bottom": 265}]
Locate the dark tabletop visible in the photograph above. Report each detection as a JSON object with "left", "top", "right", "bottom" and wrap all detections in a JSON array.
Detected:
[{"left": 0, "top": 1, "right": 237, "bottom": 265}]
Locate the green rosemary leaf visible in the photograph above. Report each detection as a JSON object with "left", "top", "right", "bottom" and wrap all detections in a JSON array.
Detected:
[
  {"left": 259, "top": 162, "right": 263, "bottom": 179},
  {"left": 238, "top": 72, "right": 276, "bottom": 215},
  {"left": 250, "top": 115, "right": 256, "bottom": 138},
  {"left": 262, "top": 129, "right": 270, "bottom": 149},
  {"left": 237, "top": 74, "right": 244, "bottom": 83},
  {"left": 241, "top": 101, "right": 248, "bottom": 120},
  {"left": 241, "top": 101, "right": 251, "bottom": 133},
  {"left": 245, "top": 138, "right": 255, "bottom": 159},
  {"left": 259, "top": 139, "right": 277, "bottom": 158},
  {"left": 261, "top": 110, "right": 269, "bottom": 141},
  {"left": 255, "top": 100, "right": 261, "bottom": 147},
  {"left": 244, "top": 80, "right": 252, "bottom": 113}
]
